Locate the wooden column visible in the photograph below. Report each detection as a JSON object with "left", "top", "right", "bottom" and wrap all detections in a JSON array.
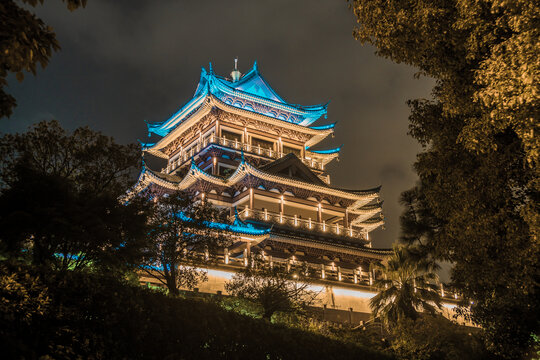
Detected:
[
  {"left": 344, "top": 209, "right": 349, "bottom": 228},
  {"left": 249, "top": 188, "right": 254, "bottom": 209},
  {"left": 317, "top": 203, "right": 322, "bottom": 223}
]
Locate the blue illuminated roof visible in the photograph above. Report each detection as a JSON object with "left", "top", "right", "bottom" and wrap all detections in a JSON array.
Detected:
[
  {"left": 174, "top": 210, "right": 271, "bottom": 236},
  {"left": 217, "top": 61, "right": 285, "bottom": 103},
  {"left": 146, "top": 61, "right": 328, "bottom": 137},
  {"left": 138, "top": 140, "right": 156, "bottom": 150},
  {"left": 305, "top": 145, "right": 342, "bottom": 154},
  {"left": 309, "top": 122, "right": 336, "bottom": 130}
]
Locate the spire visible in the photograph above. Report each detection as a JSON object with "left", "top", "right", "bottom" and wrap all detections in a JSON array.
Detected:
[
  {"left": 208, "top": 62, "right": 214, "bottom": 74},
  {"left": 230, "top": 57, "right": 242, "bottom": 82}
]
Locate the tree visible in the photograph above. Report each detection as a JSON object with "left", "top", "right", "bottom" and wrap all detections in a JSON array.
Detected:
[
  {"left": 1, "top": 0, "right": 87, "bottom": 118},
  {"left": 0, "top": 120, "right": 149, "bottom": 272},
  {"left": 389, "top": 315, "right": 489, "bottom": 360},
  {"left": 350, "top": 0, "right": 539, "bottom": 357},
  {"left": 142, "top": 191, "right": 231, "bottom": 296},
  {"left": 369, "top": 245, "right": 441, "bottom": 327},
  {"left": 225, "top": 256, "right": 318, "bottom": 320}
]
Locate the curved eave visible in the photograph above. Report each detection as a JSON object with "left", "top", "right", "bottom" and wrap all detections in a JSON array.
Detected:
[
  {"left": 359, "top": 221, "right": 384, "bottom": 232},
  {"left": 309, "top": 122, "right": 336, "bottom": 130},
  {"left": 305, "top": 145, "right": 342, "bottom": 155},
  {"left": 350, "top": 205, "right": 382, "bottom": 216},
  {"left": 146, "top": 90, "right": 208, "bottom": 137},
  {"left": 139, "top": 140, "right": 156, "bottom": 151},
  {"left": 207, "top": 221, "right": 272, "bottom": 237},
  {"left": 215, "top": 64, "right": 287, "bottom": 104},
  {"left": 305, "top": 145, "right": 342, "bottom": 166},
  {"left": 212, "top": 95, "right": 331, "bottom": 136},
  {"left": 349, "top": 207, "right": 382, "bottom": 223},
  {"left": 144, "top": 63, "right": 330, "bottom": 142},
  {"left": 338, "top": 185, "right": 382, "bottom": 196},
  {"left": 144, "top": 148, "right": 168, "bottom": 159},
  {"left": 354, "top": 216, "right": 385, "bottom": 232},
  {"left": 234, "top": 160, "right": 379, "bottom": 201},
  {"left": 136, "top": 158, "right": 380, "bottom": 203},
  {"left": 271, "top": 233, "right": 391, "bottom": 259},
  {"left": 210, "top": 73, "right": 327, "bottom": 125},
  {"left": 144, "top": 96, "right": 334, "bottom": 155}
]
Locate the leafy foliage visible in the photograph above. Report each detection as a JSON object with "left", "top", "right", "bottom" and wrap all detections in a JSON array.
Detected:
[
  {"left": 142, "top": 191, "right": 231, "bottom": 296},
  {"left": 0, "top": 262, "right": 393, "bottom": 360},
  {"left": 370, "top": 245, "right": 441, "bottom": 326},
  {"left": 0, "top": 120, "right": 149, "bottom": 272},
  {"left": 0, "top": 0, "right": 87, "bottom": 118},
  {"left": 350, "top": 0, "right": 539, "bottom": 357},
  {"left": 390, "top": 315, "right": 490, "bottom": 360},
  {"left": 226, "top": 255, "right": 318, "bottom": 320}
]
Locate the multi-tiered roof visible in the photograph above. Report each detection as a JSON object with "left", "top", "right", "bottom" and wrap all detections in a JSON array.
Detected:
[{"left": 134, "top": 61, "right": 388, "bottom": 279}]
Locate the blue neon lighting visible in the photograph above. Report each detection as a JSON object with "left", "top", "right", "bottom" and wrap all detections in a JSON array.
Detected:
[
  {"left": 174, "top": 211, "right": 271, "bottom": 236},
  {"left": 138, "top": 140, "right": 156, "bottom": 149},
  {"left": 305, "top": 145, "right": 342, "bottom": 154},
  {"left": 309, "top": 122, "right": 336, "bottom": 130},
  {"left": 144, "top": 61, "right": 329, "bottom": 139}
]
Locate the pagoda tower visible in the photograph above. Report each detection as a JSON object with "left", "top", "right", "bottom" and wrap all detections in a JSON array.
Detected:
[{"left": 134, "top": 61, "right": 389, "bottom": 294}]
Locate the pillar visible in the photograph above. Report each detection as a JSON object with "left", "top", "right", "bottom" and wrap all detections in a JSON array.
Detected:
[
  {"left": 344, "top": 209, "right": 349, "bottom": 228},
  {"left": 317, "top": 203, "right": 322, "bottom": 223},
  {"left": 249, "top": 188, "right": 254, "bottom": 209}
]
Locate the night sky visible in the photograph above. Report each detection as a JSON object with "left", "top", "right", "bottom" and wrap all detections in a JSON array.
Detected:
[{"left": 2, "top": 0, "right": 435, "bottom": 249}]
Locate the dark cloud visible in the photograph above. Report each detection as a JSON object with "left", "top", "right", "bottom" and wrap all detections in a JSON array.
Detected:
[{"left": 2, "top": 0, "right": 434, "bottom": 248}]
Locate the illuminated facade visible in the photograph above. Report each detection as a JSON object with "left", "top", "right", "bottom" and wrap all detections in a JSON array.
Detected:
[{"left": 133, "top": 61, "right": 403, "bottom": 320}]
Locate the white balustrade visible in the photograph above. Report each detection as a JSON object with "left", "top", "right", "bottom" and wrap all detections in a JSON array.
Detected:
[
  {"left": 168, "top": 135, "right": 324, "bottom": 173},
  {"left": 237, "top": 208, "right": 364, "bottom": 240}
]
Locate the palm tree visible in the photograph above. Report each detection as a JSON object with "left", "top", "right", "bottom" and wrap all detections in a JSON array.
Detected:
[{"left": 370, "top": 245, "right": 441, "bottom": 326}]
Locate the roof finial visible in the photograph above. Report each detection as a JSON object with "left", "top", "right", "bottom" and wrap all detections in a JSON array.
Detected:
[
  {"left": 208, "top": 62, "right": 213, "bottom": 74},
  {"left": 231, "top": 57, "right": 241, "bottom": 82}
]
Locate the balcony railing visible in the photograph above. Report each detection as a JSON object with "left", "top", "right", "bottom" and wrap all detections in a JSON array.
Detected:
[
  {"left": 212, "top": 252, "right": 461, "bottom": 300},
  {"left": 165, "top": 135, "right": 325, "bottom": 173},
  {"left": 236, "top": 207, "right": 366, "bottom": 241}
]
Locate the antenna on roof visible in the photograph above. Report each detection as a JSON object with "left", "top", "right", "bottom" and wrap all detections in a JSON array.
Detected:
[{"left": 231, "top": 57, "right": 242, "bottom": 82}]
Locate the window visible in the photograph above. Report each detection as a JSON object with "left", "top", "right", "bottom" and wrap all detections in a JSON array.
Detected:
[
  {"left": 222, "top": 130, "right": 242, "bottom": 143},
  {"left": 251, "top": 137, "right": 274, "bottom": 150},
  {"left": 283, "top": 145, "right": 300, "bottom": 157}
]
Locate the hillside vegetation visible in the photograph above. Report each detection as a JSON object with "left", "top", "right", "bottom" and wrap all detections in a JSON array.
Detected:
[{"left": 0, "top": 262, "right": 393, "bottom": 360}]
